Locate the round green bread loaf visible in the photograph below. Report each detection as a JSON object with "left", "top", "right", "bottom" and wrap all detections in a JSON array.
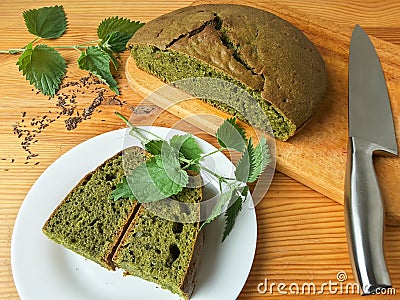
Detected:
[{"left": 129, "top": 4, "right": 327, "bottom": 141}]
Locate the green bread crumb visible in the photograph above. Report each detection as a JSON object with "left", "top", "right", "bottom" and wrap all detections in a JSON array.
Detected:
[
  {"left": 42, "top": 147, "right": 146, "bottom": 269},
  {"left": 113, "top": 183, "right": 202, "bottom": 300},
  {"left": 131, "top": 45, "right": 296, "bottom": 141}
]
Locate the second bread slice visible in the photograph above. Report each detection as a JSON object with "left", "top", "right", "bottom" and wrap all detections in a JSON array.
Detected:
[{"left": 113, "top": 176, "right": 203, "bottom": 300}]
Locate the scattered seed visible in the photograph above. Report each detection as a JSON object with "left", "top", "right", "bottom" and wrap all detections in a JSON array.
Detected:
[
  {"left": 65, "top": 116, "right": 83, "bottom": 131},
  {"left": 13, "top": 73, "right": 124, "bottom": 164}
]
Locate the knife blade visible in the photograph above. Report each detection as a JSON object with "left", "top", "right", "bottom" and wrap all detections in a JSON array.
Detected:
[{"left": 345, "top": 24, "right": 398, "bottom": 295}]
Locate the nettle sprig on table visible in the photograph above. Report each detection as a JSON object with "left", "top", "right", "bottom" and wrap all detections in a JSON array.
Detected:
[
  {"left": 113, "top": 113, "right": 271, "bottom": 242},
  {"left": 0, "top": 6, "right": 144, "bottom": 96}
]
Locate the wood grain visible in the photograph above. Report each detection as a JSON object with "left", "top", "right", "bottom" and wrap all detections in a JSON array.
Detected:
[{"left": 0, "top": 1, "right": 399, "bottom": 299}]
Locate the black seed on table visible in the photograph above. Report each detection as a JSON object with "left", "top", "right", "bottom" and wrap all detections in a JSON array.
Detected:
[{"left": 14, "top": 74, "right": 125, "bottom": 162}]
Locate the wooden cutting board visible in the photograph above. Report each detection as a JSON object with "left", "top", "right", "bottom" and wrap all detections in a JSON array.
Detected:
[{"left": 125, "top": 0, "right": 400, "bottom": 225}]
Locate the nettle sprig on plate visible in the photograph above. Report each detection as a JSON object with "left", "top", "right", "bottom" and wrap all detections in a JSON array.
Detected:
[
  {"left": 0, "top": 6, "right": 144, "bottom": 96},
  {"left": 113, "top": 113, "right": 271, "bottom": 242}
]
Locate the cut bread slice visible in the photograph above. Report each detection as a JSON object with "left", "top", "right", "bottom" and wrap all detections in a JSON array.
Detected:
[
  {"left": 42, "top": 146, "right": 204, "bottom": 299},
  {"left": 42, "top": 146, "right": 146, "bottom": 270},
  {"left": 112, "top": 175, "right": 203, "bottom": 300}
]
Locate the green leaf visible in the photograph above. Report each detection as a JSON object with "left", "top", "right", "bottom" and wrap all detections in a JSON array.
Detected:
[
  {"left": 144, "top": 140, "right": 163, "bottom": 155},
  {"left": 235, "top": 137, "right": 271, "bottom": 183},
  {"left": 248, "top": 137, "right": 271, "bottom": 183},
  {"left": 103, "top": 48, "right": 119, "bottom": 70},
  {"left": 111, "top": 177, "right": 135, "bottom": 201},
  {"left": 97, "top": 16, "right": 144, "bottom": 52},
  {"left": 97, "top": 16, "right": 145, "bottom": 39},
  {"left": 222, "top": 186, "right": 248, "bottom": 242},
  {"left": 23, "top": 6, "right": 67, "bottom": 39},
  {"left": 127, "top": 144, "right": 189, "bottom": 203},
  {"left": 200, "top": 189, "right": 233, "bottom": 230},
  {"left": 17, "top": 43, "right": 66, "bottom": 97},
  {"left": 216, "top": 117, "right": 247, "bottom": 152},
  {"left": 100, "top": 31, "right": 134, "bottom": 53},
  {"left": 235, "top": 142, "right": 252, "bottom": 183},
  {"left": 170, "top": 134, "right": 203, "bottom": 161},
  {"left": 77, "top": 46, "right": 119, "bottom": 94},
  {"left": 170, "top": 134, "right": 203, "bottom": 173}
]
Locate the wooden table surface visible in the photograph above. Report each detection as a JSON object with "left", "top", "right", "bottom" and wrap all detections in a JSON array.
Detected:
[{"left": 0, "top": 0, "right": 399, "bottom": 299}]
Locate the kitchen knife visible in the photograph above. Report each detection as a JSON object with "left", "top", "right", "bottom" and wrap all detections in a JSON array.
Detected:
[{"left": 345, "top": 24, "right": 398, "bottom": 295}]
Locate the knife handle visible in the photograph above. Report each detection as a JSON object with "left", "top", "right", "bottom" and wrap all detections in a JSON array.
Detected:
[{"left": 344, "top": 136, "right": 391, "bottom": 295}]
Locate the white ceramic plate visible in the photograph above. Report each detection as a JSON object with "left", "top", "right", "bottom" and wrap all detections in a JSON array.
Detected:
[{"left": 11, "top": 127, "right": 257, "bottom": 300}]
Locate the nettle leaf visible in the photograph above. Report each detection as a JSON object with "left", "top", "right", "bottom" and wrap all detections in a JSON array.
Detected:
[
  {"left": 97, "top": 17, "right": 144, "bottom": 52},
  {"left": 170, "top": 134, "right": 203, "bottom": 161},
  {"left": 23, "top": 5, "right": 67, "bottom": 39},
  {"left": 235, "top": 137, "right": 271, "bottom": 183},
  {"left": 248, "top": 137, "right": 271, "bottom": 182},
  {"left": 111, "top": 177, "right": 135, "bottom": 201},
  {"left": 100, "top": 31, "right": 134, "bottom": 53},
  {"left": 17, "top": 43, "right": 66, "bottom": 97},
  {"left": 102, "top": 48, "right": 119, "bottom": 70},
  {"left": 216, "top": 117, "right": 247, "bottom": 152},
  {"left": 97, "top": 17, "right": 144, "bottom": 39},
  {"left": 144, "top": 140, "right": 163, "bottom": 155},
  {"left": 235, "top": 142, "right": 252, "bottom": 183},
  {"left": 200, "top": 189, "right": 234, "bottom": 230},
  {"left": 77, "top": 46, "right": 119, "bottom": 94},
  {"left": 127, "top": 144, "right": 188, "bottom": 203},
  {"left": 222, "top": 186, "right": 248, "bottom": 242}
]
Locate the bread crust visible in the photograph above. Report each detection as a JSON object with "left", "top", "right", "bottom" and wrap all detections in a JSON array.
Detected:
[{"left": 129, "top": 4, "right": 327, "bottom": 137}]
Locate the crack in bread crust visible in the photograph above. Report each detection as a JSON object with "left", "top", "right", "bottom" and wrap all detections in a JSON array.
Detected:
[{"left": 129, "top": 4, "right": 328, "bottom": 140}]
